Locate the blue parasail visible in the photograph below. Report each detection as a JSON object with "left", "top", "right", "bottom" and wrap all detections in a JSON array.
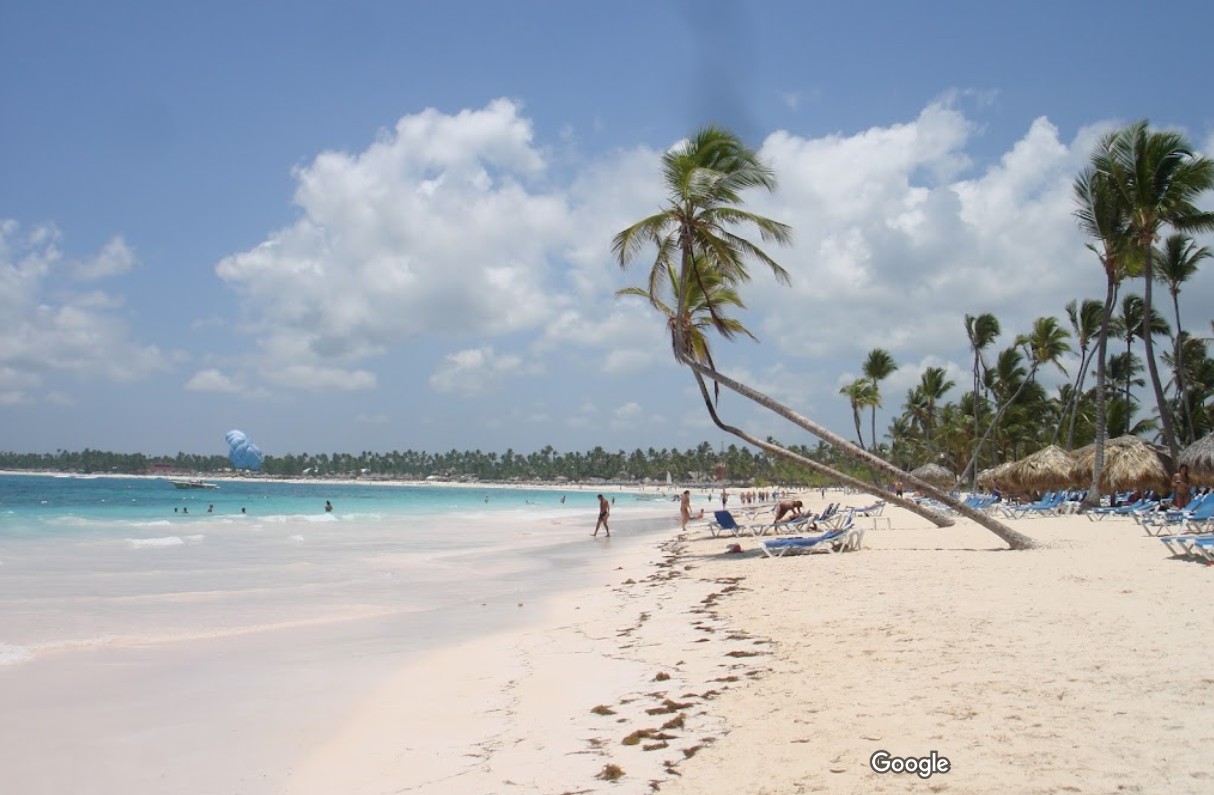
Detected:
[{"left": 225, "top": 429, "right": 264, "bottom": 471}]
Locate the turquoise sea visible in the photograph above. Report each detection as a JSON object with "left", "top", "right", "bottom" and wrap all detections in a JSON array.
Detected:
[{"left": 0, "top": 473, "right": 681, "bottom": 794}]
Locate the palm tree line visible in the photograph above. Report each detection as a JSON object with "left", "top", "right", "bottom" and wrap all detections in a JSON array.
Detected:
[
  {"left": 0, "top": 443, "right": 866, "bottom": 485},
  {"left": 847, "top": 123, "right": 1214, "bottom": 492}
]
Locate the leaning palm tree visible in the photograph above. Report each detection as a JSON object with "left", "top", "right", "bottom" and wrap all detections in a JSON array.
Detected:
[
  {"left": 862, "top": 349, "right": 898, "bottom": 455},
  {"left": 613, "top": 126, "right": 1033, "bottom": 548},
  {"left": 1100, "top": 120, "right": 1214, "bottom": 464},
  {"left": 618, "top": 257, "right": 948, "bottom": 519},
  {"left": 1155, "top": 233, "right": 1211, "bottom": 445},
  {"left": 964, "top": 313, "right": 1000, "bottom": 482}
]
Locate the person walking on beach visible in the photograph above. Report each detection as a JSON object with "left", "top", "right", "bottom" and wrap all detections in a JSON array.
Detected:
[
  {"left": 720, "top": 488, "right": 728, "bottom": 510},
  {"left": 680, "top": 490, "right": 692, "bottom": 530},
  {"left": 593, "top": 494, "right": 610, "bottom": 537}
]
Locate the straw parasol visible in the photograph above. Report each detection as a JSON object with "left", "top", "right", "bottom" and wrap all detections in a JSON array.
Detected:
[
  {"left": 910, "top": 463, "right": 956, "bottom": 489},
  {"left": 1071, "top": 435, "right": 1172, "bottom": 493},
  {"left": 1002, "top": 445, "right": 1080, "bottom": 493},
  {"left": 1178, "top": 434, "right": 1214, "bottom": 486},
  {"left": 976, "top": 461, "right": 1015, "bottom": 490}
]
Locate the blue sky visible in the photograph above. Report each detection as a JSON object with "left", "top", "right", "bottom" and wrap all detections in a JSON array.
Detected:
[{"left": 3, "top": 0, "right": 1214, "bottom": 459}]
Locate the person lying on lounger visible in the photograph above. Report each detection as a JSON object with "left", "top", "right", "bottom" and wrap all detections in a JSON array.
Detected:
[{"left": 772, "top": 499, "right": 804, "bottom": 523}]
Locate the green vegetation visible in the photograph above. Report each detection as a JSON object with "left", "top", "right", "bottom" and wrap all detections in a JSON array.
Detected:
[{"left": 0, "top": 441, "right": 882, "bottom": 485}]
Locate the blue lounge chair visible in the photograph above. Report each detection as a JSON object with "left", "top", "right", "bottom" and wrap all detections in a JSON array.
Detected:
[
  {"left": 759, "top": 512, "right": 862, "bottom": 557},
  {"left": 1138, "top": 494, "right": 1214, "bottom": 536},
  {"left": 707, "top": 510, "right": 767, "bottom": 538},
  {"left": 1085, "top": 497, "right": 1157, "bottom": 521}
]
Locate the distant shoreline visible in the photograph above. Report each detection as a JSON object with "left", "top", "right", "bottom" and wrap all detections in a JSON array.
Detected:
[{"left": 0, "top": 468, "right": 700, "bottom": 496}]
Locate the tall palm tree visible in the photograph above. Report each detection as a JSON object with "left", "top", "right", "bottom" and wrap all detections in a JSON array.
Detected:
[
  {"left": 962, "top": 317, "right": 1072, "bottom": 481},
  {"left": 1112, "top": 294, "right": 1171, "bottom": 409},
  {"left": 861, "top": 349, "right": 898, "bottom": 454},
  {"left": 614, "top": 126, "right": 1033, "bottom": 548},
  {"left": 1073, "top": 148, "right": 1134, "bottom": 508},
  {"left": 964, "top": 313, "right": 1000, "bottom": 482},
  {"left": 1155, "top": 233, "right": 1211, "bottom": 444},
  {"left": 1057, "top": 298, "right": 1104, "bottom": 449},
  {"left": 1100, "top": 120, "right": 1214, "bottom": 463},
  {"left": 916, "top": 366, "right": 955, "bottom": 453},
  {"left": 839, "top": 379, "right": 869, "bottom": 449}
]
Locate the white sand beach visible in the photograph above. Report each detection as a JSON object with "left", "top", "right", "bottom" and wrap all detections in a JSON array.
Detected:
[
  {"left": 6, "top": 486, "right": 1212, "bottom": 794},
  {"left": 259, "top": 492, "right": 1212, "bottom": 794}
]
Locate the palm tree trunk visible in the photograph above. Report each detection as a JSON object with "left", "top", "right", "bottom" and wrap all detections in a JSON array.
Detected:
[
  {"left": 971, "top": 353, "right": 982, "bottom": 487},
  {"left": 1171, "top": 291, "right": 1195, "bottom": 445},
  {"left": 689, "top": 373, "right": 957, "bottom": 527},
  {"left": 960, "top": 365, "right": 1038, "bottom": 486},
  {"left": 1141, "top": 248, "right": 1179, "bottom": 463},
  {"left": 1084, "top": 278, "right": 1117, "bottom": 508},
  {"left": 869, "top": 406, "right": 878, "bottom": 458},
  {"left": 680, "top": 355, "right": 1036, "bottom": 549},
  {"left": 1065, "top": 347, "right": 1092, "bottom": 450}
]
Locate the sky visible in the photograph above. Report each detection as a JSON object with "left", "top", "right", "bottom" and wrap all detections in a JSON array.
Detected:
[{"left": 3, "top": 0, "right": 1214, "bottom": 460}]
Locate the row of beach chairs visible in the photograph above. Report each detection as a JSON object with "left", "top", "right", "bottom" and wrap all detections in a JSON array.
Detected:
[{"left": 705, "top": 504, "right": 871, "bottom": 556}]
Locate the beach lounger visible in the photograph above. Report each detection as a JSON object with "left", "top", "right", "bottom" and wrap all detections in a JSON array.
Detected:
[
  {"left": 759, "top": 512, "right": 861, "bottom": 557},
  {"left": 1085, "top": 498, "right": 1155, "bottom": 521},
  {"left": 1191, "top": 536, "right": 1214, "bottom": 563},
  {"left": 759, "top": 527, "right": 847, "bottom": 557},
  {"left": 1138, "top": 497, "right": 1214, "bottom": 536},
  {"left": 707, "top": 510, "right": 767, "bottom": 538},
  {"left": 1002, "top": 492, "right": 1065, "bottom": 519},
  {"left": 1158, "top": 531, "right": 1214, "bottom": 559}
]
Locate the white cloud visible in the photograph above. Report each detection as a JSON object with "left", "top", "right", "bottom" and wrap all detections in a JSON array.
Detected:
[
  {"left": 429, "top": 346, "right": 525, "bottom": 396},
  {"left": 0, "top": 222, "right": 168, "bottom": 403},
  {"left": 216, "top": 99, "right": 572, "bottom": 384},
  {"left": 74, "top": 236, "right": 136, "bottom": 281},
  {"left": 267, "top": 364, "right": 377, "bottom": 392},
  {"left": 185, "top": 368, "right": 243, "bottom": 393}
]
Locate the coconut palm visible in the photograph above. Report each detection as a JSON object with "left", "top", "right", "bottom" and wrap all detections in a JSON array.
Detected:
[
  {"left": 1111, "top": 294, "right": 1171, "bottom": 409},
  {"left": 1155, "top": 234, "right": 1211, "bottom": 444},
  {"left": 1057, "top": 298, "right": 1105, "bottom": 449},
  {"left": 962, "top": 317, "right": 1072, "bottom": 482},
  {"left": 914, "top": 367, "right": 955, "bottom": 452},
  {"left": 862, "top": 349, "right": 898, "bottom": 455},
  {"left": 615, "top": 129, "right": 945, "bottom": 519},
  {"left": 1099, "top": 121, "right": 1214, "bottom": 464},
  {"left": 614, "top": 126, "right": 1033, "bottom": 548},
  {"left": 964, "top": 313, "right": 1000, "bottom": 480},
  {"left": 616, "top": 256, "right": 754, "bottom": 368},
  {"left": 839, "top": 379, "right": 870, "bottom": 449},
  {"left": 1073, "top": 147, "right": 1135, "bottom": 507}
]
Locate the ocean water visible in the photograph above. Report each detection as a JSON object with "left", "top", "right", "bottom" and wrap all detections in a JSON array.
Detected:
[{"left": 0, "top": 473, "right": 681, "bottom": 794}]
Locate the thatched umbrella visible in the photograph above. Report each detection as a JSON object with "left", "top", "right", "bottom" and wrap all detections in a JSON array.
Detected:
[
  {"left": 910, "top": 463, "right": 956, "bottom": 489},
  {"left": 1003, "top": 445, "right": 1080, "bottom": 493},
  {"left": 1179, "top": 434, "right": 1214, "bottom": 486},
  {"left": 976, "top": 461, "right": 1015, "bottom": 490},
  {"left": 1071, "top": 435, "right": 1172, "bottom": 493}
]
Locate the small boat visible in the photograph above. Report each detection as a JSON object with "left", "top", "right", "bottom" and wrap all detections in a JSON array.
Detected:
[{"left": 166, "top": 479, "right": 220, "bottom": 490}]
